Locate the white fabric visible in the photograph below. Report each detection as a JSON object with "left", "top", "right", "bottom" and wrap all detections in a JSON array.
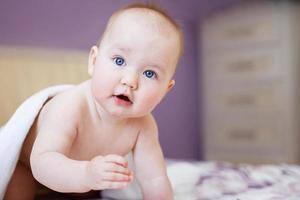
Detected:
[
  {"left": 101, "top": 159, "right": 201, "bottom": 200},
  {"left": 0, "top": 85, "right": 73, "bottom": 199},
  {"left": 101, "top": 153, "right": 142, "bottom": 199}
]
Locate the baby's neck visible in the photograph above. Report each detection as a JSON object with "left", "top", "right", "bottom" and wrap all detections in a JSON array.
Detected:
[{"left": 94, "top": 103, "right": 128, "bottom": 126}]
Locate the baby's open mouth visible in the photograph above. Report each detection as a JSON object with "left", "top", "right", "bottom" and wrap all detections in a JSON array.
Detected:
[{"left": 115, "top": 94, "right": 132, "bottom": 103}]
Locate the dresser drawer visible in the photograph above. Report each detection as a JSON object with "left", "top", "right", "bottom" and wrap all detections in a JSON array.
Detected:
[
  {"left": 206, "top": 82, "right": 284, "bottom": 112},
  {"left": 202, "top": 3, "right": 281, "bottom": 50},
  {"left": 205, "top": 113, "right": 283, "bottom": 150},
  {"left": 203, "top": 48, "right": 283, "bottom": 81}
]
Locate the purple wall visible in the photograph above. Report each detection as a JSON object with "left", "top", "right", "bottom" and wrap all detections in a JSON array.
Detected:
[{"left": 0, "top": 0, "right": 240, "bottom": 159}]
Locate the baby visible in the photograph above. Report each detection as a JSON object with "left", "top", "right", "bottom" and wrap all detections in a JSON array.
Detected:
[{"left": 4, "top": 3, "right": 183, "bottom": 200}]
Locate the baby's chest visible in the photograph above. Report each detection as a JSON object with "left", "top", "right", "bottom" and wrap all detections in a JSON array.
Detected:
[{"left": 68, "top": 127, "right": 138, "bottom": 160}]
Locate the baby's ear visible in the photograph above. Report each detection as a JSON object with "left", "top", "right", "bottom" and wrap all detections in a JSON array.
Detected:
[
  {"left": 88, "top": 46, "right": 98, "bottom": 76},
  {"left": 167, "top": 79, "right": 175, "bottom": 92}
]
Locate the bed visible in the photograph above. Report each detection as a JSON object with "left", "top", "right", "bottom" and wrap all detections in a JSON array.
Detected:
[
  {"left": 94, "top": 158, "right": 300, "bottom": 200},
  {"left": 31, "top": 159, "right": 300, "bottom": 200},
  {"left": 19, "top": 159, "right": 297, "bottom": 200},
  {"left": 166, "top": 160, "right": 300, "bottom": 200},
  {"left": 2, "top": 46, "right": 300, "bottom": 200}
]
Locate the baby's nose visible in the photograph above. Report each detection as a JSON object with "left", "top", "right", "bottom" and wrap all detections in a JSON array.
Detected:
[{"left": 121, "top": 70, "right": 138, "bottom": 90}]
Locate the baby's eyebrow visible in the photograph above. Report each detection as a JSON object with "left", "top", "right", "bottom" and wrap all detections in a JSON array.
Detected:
[
  {"left": 147, "top": 61, "right": 166, "bottom": 74},
  {"left": 112, "top": 45, "right": 132, "bottom": 54},
  {"left": 119, "top": 47, "right": 131, "bottom": 53}
]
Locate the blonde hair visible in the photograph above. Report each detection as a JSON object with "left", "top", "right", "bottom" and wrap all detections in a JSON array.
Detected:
[{"left": 96, "top": 2, "right": 184, "bottom": 59}]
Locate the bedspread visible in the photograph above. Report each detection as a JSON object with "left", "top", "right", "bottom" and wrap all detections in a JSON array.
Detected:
[{"left": 168, "top": 161, "right": 300, "bottom": 200}]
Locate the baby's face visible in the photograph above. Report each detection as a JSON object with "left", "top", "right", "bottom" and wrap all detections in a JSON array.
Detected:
[{"left": 88, "top": 10, "right": 181, "bottom": 118}]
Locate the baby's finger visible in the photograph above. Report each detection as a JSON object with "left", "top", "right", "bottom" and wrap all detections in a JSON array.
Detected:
[
  {"left": 104, "top": 154, "right": 128, "bottom": 167},
  {"left": 104, "top": 162, "right": 131, "bottom": 175},
  {"left": 103, "top": 172, "right": 132, "bottom": 182}
]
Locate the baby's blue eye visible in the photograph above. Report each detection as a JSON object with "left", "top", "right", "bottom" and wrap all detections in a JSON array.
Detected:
[
  {"left": 114, "top": 57, "right": 125, "bottom": 66},
  {"left": 143, "top": 70, "right": 156, "bottom": 79}
]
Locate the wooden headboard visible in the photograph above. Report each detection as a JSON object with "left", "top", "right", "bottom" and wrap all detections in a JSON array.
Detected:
[{"left": 0, "top": 46, "right": 90, "bottom": 125}]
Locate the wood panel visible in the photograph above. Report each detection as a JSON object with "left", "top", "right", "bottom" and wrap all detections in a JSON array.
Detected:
[{"left": 0, "top": 46, "right": 89, "bottom": 125}]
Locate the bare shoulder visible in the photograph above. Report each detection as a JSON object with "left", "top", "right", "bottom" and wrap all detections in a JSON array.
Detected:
[
  {"left": 39, "top": 82, "right": 88, "bottom": 125},
  {"left": 34, "top": 81, "right": 90, "bottom": 145}
]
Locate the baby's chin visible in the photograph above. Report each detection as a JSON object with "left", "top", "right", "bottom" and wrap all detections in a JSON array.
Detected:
[{"left": 111, "top": 110, "right": 152, "bottom": 119}]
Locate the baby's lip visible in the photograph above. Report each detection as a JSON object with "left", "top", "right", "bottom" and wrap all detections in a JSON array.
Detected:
[{"left": 114, "top": 94, "right": 133, "bottom": 104}]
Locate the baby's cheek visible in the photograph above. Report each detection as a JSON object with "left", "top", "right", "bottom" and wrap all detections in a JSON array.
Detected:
[{"left": 140, "top": 92, "right": 163, "bottom": 111}]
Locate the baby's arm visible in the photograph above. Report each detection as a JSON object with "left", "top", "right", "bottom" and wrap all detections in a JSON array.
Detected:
[
  {"left": 30, "top": 95, "right": 132, "bottom": 193},
  {"left": 133, "top": 115, "right": 173, "bottom": 200}
]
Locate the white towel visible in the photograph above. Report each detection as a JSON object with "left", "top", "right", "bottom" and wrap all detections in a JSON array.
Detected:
[{"left": 0, "top": 85, "right": 73, "bottom": 199}]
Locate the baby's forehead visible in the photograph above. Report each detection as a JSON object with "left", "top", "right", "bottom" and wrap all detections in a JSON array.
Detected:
[
  {"left": 100, "top": 7, "right": 183, "bottom": 66},
  {"left": 115, "top": 8, "right": 166, "bottom": 23},
  {"left": 110, "top": 8, "right": 178, "bottom": 35}
]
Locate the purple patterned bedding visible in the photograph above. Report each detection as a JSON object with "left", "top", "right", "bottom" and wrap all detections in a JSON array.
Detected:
[{"left": 167, "top": 161, "right": 300, "bottom": 200}]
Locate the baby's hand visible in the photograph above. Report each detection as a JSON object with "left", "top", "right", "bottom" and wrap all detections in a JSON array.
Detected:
[{"left": 85, "top": 154, "right": 133, "bottom": 190}]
